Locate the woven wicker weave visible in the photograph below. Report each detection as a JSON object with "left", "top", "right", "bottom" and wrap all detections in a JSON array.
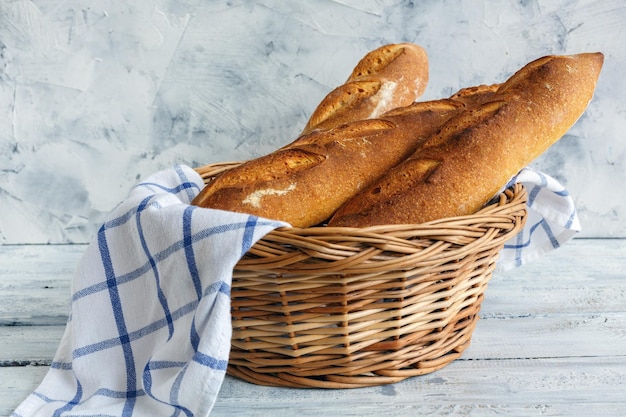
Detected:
[{"left": 195, "top": 162, "right": 528, "bottom": 388}]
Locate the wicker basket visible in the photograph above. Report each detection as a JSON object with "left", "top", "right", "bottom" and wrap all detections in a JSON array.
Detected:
[{"left": 195, "top": 162, "right": 528, "bottom": 388}]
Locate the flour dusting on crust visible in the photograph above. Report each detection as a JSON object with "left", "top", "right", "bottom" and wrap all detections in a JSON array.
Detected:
[{"left": 243, "top": 184, "right": 296, "bottom": 207}]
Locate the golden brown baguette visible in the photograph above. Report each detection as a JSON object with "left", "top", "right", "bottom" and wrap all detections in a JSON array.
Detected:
[
  {"left": 300, "top": 43, "right": 429, "bottom": 135},
  {"left": 191, "top": 82, "right": 501, "bottom": 227},
  {"left": 328, "top": 52, "right": 604, "bottom": 227},
  {"left": 192, "top": 99, "right": 468, "bottom": 227}
]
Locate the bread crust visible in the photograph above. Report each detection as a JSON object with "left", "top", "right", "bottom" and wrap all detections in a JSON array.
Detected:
[
  {"left": 192, "top": 43, "right": 430, "bottom": 226},
  {"left": 192, "top": 79, "right": 502, "bottom": 227},
  {"left": 300, "top": 43, "right": 429, "bottom": 135},
  {"left": 192, "top": 100, "right": 464, "bottom": 227},
  {"left": 328, "top": 53, "right": 604, "bottom": 227}
]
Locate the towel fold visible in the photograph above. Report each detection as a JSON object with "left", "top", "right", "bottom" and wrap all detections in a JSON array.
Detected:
[
  {"left": 13, "top": 164, "right": 579, "bottom": 417},
  {"left": 497, "top": 167, "right": 581, "bottom": 271}
]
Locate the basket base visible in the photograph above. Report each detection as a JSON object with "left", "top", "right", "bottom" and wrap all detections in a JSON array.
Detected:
[{"left": 227, "top": 305, "right": 480, "bottom": 389}]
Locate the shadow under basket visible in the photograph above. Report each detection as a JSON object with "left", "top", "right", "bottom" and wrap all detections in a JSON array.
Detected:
[{"left": 195, "top": 162, "right": 528, "bottom": 389}]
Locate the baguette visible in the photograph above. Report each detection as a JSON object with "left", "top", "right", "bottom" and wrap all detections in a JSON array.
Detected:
[
  {"left": 300, "top": 43, "right": 429, "bottom": 135},
  {"left": 328, "top": 52, "right": 604, "bottom": 227},
  {"left": 191, "top": 82, "right": 501, "bottom": 227},
  {"left": 191, "top": 94, "right": 492, "bottom": 227}
]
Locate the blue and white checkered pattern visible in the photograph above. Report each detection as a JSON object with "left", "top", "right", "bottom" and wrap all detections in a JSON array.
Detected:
[
  {"left": 13, "top": 165, "right": 579, "bottom": 416},
  {"left": 12, "top": 165, "right": 286, "bottom": 417},
  {"left": 497, "top": 167, "right": 581, "bottom": 271}
]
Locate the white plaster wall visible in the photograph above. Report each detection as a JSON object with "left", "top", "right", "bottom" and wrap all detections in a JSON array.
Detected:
[{"left": 0, "top": 0, "right": 624, "bottom": 243}]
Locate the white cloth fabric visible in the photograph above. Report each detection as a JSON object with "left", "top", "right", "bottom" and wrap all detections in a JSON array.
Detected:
[
  {"left": 497, "top": 167, "right": 581, "bottom": 271},
  {"left": 12, "top": 165, "right": 287, "bottom": 417},
  {"left": 13, "top": 164, "right": 579, "bottom": 417}
]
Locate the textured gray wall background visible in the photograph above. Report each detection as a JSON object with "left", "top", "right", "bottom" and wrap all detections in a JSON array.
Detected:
[{"left": 1, "top": 0, "right": 624, "bottom": 243}]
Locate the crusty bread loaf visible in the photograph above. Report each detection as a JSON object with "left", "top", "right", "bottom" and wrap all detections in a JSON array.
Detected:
[
  {"left": 191, "top": 81, "right": 502, "bottom": 227},
  {"left": 191, "top": 97, "right": 479, "bottom": 227},
  {"left": 328, "top": 52, "right": 604, "bottom": 227},
  {"left": 300, "top": 43, "right": 429, "bottom": 135}
]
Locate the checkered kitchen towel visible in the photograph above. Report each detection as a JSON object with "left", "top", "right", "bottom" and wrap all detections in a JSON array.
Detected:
[
  {"left": 497, "top": 167, "right": 581, "bottom": 271},
  {"left": 13, "top": 164, "right": 578, "bottom": 417},
  {"left": 12, "top": 165, "right": 287, "bottom": 417}
]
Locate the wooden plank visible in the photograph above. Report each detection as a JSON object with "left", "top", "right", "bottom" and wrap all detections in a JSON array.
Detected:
[
  {"left": 0, "top": 326, "right": 64, "bottom": 366},
  {"left": 211, "top": 356, "right": 626, "bottom": 417},
  {"left": 468, "top": 312, "right": 626, "bottom": 360},
  {"left": 484, "top": 238, "right": 626, "bottom": 317},
  {"left": 2, "top": 314, "right": 624, "bottom": 415},
  {"left": 3, "top": 356, "right": 625, "bottom": 417},
  {"left": 0, "top": 366, "right": 48, "bottom": 417},
  {"left": 1, "top": 239, "right": 624, "bottom": 325},
  {"left": 2, "top": 312, "right": 624, "bottom": 366},
  {"left": 0, "top": 245, "right": 82, "bottom": 326}
]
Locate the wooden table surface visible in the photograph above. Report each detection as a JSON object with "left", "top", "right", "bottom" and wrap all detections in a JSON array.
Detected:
[{"left": 1, "top": 239, "right": 625, "bottom": 416}]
